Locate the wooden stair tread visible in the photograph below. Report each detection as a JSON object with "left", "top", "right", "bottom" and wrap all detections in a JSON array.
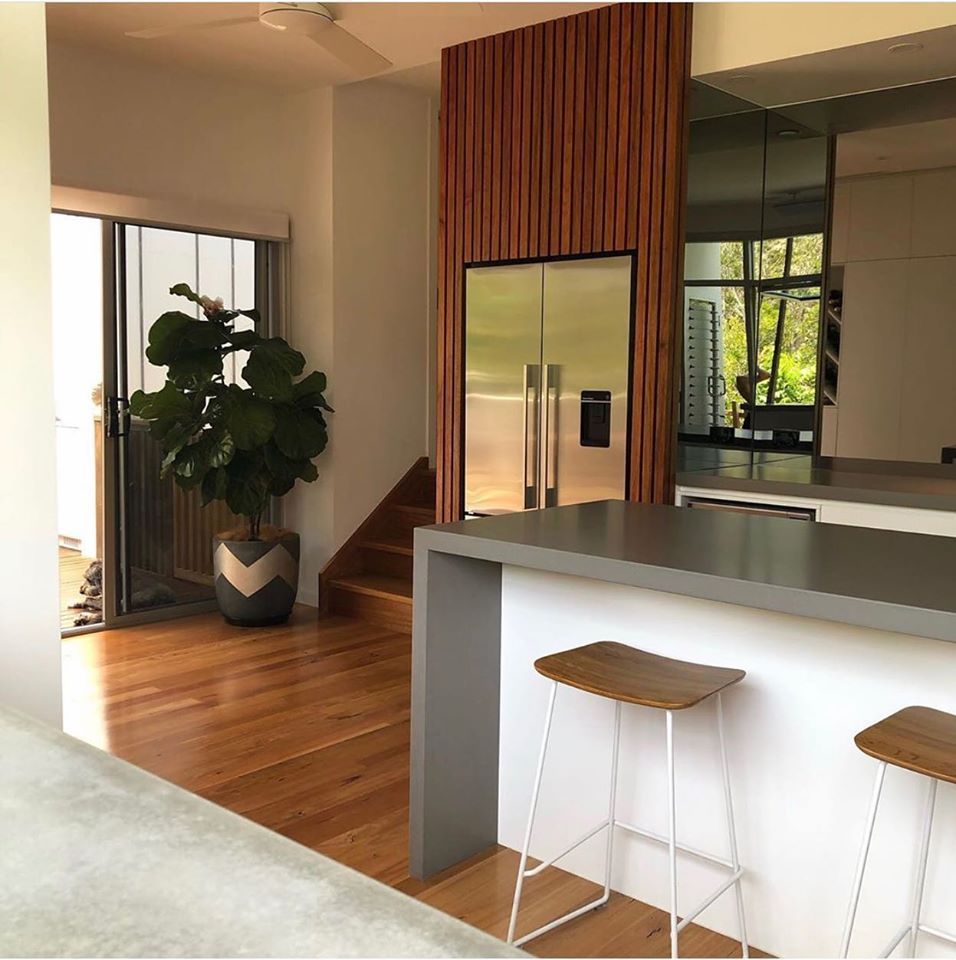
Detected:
[
  {"left": 329, "top": 574, "right": 413, "bottom": 603},
  {"left": 359, "top": 537, "right": 414, "bottom": 557},
  {"left": 391, "top": 503, "right": 435, "bottom": 521}
]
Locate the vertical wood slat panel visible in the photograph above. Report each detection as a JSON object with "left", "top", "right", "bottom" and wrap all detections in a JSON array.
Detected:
[
  {"left": 436, "top": 4, "right": 692, "bottom": 522},
  {"left": 560, "top": 15, "right": 576, "bottom": 256}
]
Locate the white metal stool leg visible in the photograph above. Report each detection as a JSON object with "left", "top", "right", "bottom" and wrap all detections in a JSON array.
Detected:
[
  {"left": 907, "top": 777, "right": 938, "bottom": 957},
  {"left": 666, "top": 709, "right": 679, "bottom": 959},
  {"left": 508, "top": 689, "right": 622, "bottom": 947},
  {"left": 602, "top": 701, "right": 623, "bottom": 900},
  {"left": 840, "top": 761, "right": 887, "bottom": 958},
  {"left": 507, "top": 681, "right": 558, "bottom": 944},
  {"left": 716, "top": 693, "right": 749, "bottom": 959}
]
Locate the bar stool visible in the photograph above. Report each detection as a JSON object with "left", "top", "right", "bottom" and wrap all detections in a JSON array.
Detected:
[
  {"left": 841, "top": 706, "right": 956, "bottom": 958},
  {"left": 507, "top": 641, "right": 749, "bottom": 958}
]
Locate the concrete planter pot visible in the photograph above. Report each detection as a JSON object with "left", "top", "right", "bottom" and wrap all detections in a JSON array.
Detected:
[{"left": 212, "top": 533, "right": 300, "bottom": 627}]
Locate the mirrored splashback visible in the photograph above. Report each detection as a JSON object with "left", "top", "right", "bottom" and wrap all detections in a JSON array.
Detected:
[{"left": 679, "top": 81, "right": 829, "bottom": 473}]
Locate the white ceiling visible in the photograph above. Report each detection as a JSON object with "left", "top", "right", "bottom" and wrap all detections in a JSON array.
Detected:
[
  {"left": 46, "top": 2, "right": 605, "bottom": 92},
  {"left": 700, "top": 23, "right": 956, "bottom": 108},
  {"left": 837, "top": 117, "right": 956, "bottom": 178}
]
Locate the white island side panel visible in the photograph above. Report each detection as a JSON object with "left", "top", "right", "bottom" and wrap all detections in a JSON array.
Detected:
[{"left": 498, "top": 565, "right": 956, "bottom": 959}]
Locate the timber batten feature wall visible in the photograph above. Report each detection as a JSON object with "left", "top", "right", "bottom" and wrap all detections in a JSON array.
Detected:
[{"left": 436, "top": 3, "right": 692, "bottom": 522}]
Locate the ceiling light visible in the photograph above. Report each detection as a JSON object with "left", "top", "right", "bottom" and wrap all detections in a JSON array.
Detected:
[
  {"left": 777, "top": 129, "right": 800, "bottom": 138},
  {"left": 888, "top": 41, "right": 924, "bottom": 54}
]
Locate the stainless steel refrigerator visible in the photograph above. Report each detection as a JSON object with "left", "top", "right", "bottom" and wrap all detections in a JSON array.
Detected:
[{"left": 464, "top": 255, "right": 633, "bottom": 516}]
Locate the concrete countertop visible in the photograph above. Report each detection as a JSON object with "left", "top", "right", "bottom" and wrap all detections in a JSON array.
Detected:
[
  {"left": 0, "top": 708, "right": 521, "bottom": 958},
  {"left": 677, "top": 448, "right": 956, "bottom": 512},
  {"left": 415, "top": 500, "right": 956, "bottom": 643}
]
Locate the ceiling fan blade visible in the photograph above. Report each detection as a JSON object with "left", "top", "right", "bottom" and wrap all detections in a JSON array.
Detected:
[
  {"left": 125, "top": 16, "right": 258, "bottom": 40},
  {"left": 309, "top": 21, "right": 392, "bottom": 75}
]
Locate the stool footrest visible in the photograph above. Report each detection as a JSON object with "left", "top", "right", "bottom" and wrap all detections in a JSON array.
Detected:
[
  {"left": 516, "top": 818, "right": 743, "bottom": 948},
  {"left": 879, "top": 923, "right": 956, "bottom": 958},
  {"left": 524, "top": 820, "right": 610, "bottom": 878},
  {"left": 677, "top": 869, "right": 744, "bottom": 933},
  {"left": 513, "top": 892, "right": 610, "bottom": 948},
  {"left": 614, "top": 818, "right": 736, "bottom": 870}
]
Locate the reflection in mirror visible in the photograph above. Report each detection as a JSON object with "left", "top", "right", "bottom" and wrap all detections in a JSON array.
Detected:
[
  {"left": 680, "top": 83, "right": 829, "bottom": 474},
  {"left": 680, "top": 82, "right": 766, "bottom": 472},
  {"left": 752, "top": 112, "right": 827, "bottom": 451}
]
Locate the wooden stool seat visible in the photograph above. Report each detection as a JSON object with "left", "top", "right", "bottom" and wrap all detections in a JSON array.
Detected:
[
  {"left": 534, "top": 641, "right": 745, "bottom": 711},
  {"left": 855, "top": 705, "right": 956, "bottom": 785}
]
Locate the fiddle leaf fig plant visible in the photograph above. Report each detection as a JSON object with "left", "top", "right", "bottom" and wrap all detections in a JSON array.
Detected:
[{"left": 129, "top": 283, "right": 331, "bottom": 540}]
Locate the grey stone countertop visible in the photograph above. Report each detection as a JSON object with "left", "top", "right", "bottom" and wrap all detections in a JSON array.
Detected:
[
  {"left": 0, "top": 707, "right": 521, "bottom": 958},
  {"left": 677, "top": 449, "right": 956, "bottom": 512},
  {"left": 415, "top": 500, "right": 956, "bottom": 643}
]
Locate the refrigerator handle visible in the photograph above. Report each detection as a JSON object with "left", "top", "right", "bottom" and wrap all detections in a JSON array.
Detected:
[
  {"left": 522, "top": 364, "right": 540, "bottom": 509},
  {"left": 542, "top": 363, "right": 559, "bottom": 507}
]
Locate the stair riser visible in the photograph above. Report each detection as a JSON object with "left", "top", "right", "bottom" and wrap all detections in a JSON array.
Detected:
[
  {"left": 329, "top": 586, "right": 412, "bottom": 633},
  {"left": 360, "top": 547, "right": 413, "bottom": 580},
  {"left": 384, "top": 508, "right": 434, "bottom": 542}
]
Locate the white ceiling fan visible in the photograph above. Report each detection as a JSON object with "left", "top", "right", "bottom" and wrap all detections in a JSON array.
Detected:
[{"left": 125, "top": 3, "right": 392, "bottom": 76}]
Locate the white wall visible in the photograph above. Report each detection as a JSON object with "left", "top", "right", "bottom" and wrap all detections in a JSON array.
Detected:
[
  {"left": 47, "top": 44, "right": 437, "bottom": 604},
  {"left": 692, "top": 3, "right": 956, "bottom": 76},
  {"left": 329, "top": 80, "right": 434, "bottom": 546},
  {"left": 500, "top": 566, "right": 956, "bottom": 959},
  {"left": 51, "top": 214, "right": 103, "bottom": 556},
  {"left": 828, "top": 168, "right": 956, "bottom": 462},
  {"left": 0, "top": 4, "right": 62, "bottom": 726}
]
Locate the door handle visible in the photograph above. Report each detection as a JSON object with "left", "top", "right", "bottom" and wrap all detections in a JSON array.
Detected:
[
  {"left": 105, "top": 396, "right": 130, "bottom": 439},
  {"left": 522, "top": 364, "right": 540, "bottom": 509},
  {"left": 541, "top": 363, "right": 559, "bottom": 508}
]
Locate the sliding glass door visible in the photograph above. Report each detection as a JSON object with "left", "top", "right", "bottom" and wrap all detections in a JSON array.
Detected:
[{"left": 106, "top": 223, "right": 264, "bottom": 619}]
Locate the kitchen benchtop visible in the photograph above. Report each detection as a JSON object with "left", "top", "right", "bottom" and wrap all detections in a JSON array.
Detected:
[
  {"left": 414, "top": 500, "right": 956, "bottom": 643},
  {"left": 677, "top": 448, "right": 956, "bottom": 512},
  {"left": 0, "top": 707, "right": 520, "bottom": 958}
]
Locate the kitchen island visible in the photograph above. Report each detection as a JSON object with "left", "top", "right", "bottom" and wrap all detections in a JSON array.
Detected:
[
  {"left": 0, "top": 707, "right": 519, "bottom": 958},
  {"left": 410, "top": 501, "right": 956, "bottom": 957}
]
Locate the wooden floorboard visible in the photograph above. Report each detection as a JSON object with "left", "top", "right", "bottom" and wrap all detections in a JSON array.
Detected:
[{"left": 62, "top": 608, "right": 769, "bottom": 958}]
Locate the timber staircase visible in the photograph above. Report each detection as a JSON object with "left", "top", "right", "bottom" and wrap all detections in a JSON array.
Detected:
[{"left": 321, "top": 459, "right": 435, "bottom": 633}]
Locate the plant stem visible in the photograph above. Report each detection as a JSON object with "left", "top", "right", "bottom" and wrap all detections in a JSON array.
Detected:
[{"left": 248, "top": 512, "right": 261, "bottom": 541}]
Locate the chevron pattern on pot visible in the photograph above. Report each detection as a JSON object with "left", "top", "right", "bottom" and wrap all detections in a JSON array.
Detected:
[{"left": 214, "top": 543, "right": 298, "bottom": 598}]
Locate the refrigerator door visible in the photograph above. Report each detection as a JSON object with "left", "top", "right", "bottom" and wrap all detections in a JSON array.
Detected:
[
  {"left": 465, "top": 263, "right": 544, "bottom": 515},
  {"left": 541, "top": 256, "right": 632, "bottom": 506}
]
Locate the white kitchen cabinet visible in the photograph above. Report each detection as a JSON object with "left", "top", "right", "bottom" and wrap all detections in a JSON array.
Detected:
[
  {"left": 844, "top": 173, "right": 914, "bottom": 262},
  {"left": 677, "top": 484, "right": 956, "bottom": 538},
  {"left": 836, "top": 259, "right": 908, "bottom": 460}
]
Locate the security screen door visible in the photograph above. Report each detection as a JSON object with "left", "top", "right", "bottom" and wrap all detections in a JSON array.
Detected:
[{"left": 107, "top": 224, "right": 261, "bottom": 617}]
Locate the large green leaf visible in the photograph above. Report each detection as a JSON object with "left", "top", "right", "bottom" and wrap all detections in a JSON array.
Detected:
[
  {"left": 201, "top": 466, "right": 228, "bottom": 507},
  {"left": 144, "top": 311, "right": 192, "bottom": 365},
  {"left": 273, "top": 406, "right": 328, "bottom": 460},
  {"left": 221, "top": 386, "right": 276, "bottom": 450},
  {"left": 169, "top": 282, "right": 203, "bottom": 306},
  {"left": 264, "top": 442, "right": 319, "bottom": 482},
  {"left": 224, "top": 329, "right": 261, "bottom": 350},
  {"left": 242, "top": 338, "right": 305, "bottom": 401},
  {"left": 292, "top": 370, "right": 334, "bottom": 411},
  {"left": 269, "top": 476, "right": 296, "bottom": 498},
  {"left": 225, "top": 468, "right": 269, "bottom": 517},
  {"left": 171, "top": 429, "right": 234, "bottom": 487},
  {"left": 167, "top": 349, "right": 223, "bottom": 389},
  {"left": 129, "top": 382, "right": 191, "bottom": 420}
]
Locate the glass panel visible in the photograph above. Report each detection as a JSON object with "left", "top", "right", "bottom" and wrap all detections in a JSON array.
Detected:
[
  {"left": 118, "top": 225, "right": 258, "bottom": 614},
  {"left": 680, "top": 81, "right": 766, "bottom": 470},
  {"left": 749, "top": 109, "right": 827, "bottom": 454}
]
